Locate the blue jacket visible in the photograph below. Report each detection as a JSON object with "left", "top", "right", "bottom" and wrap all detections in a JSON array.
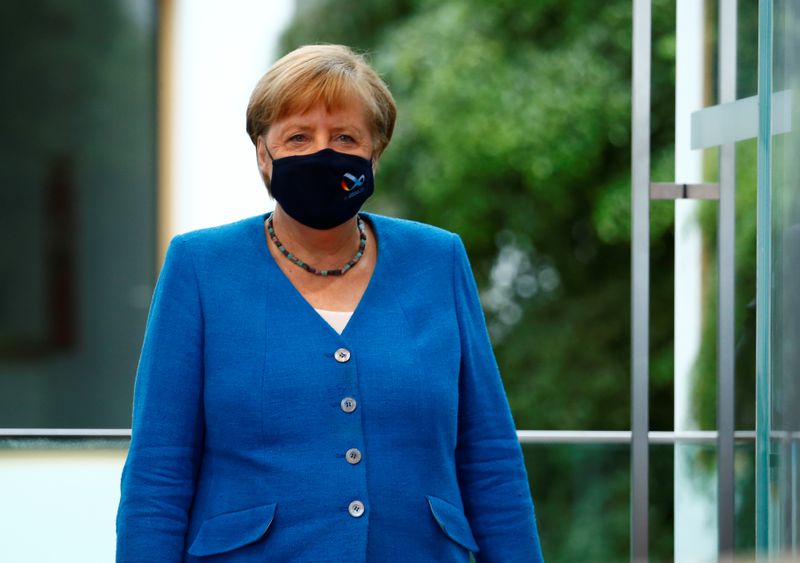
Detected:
[{"left": 116, "top": 211, "right": 544, "bottom": 562}]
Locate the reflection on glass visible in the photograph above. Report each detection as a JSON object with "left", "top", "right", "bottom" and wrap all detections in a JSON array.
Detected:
[
  {"left": 522, "top": 441, "right": 757, "bottom": 563},
  {"left": 759, "top": 0, "right": 800, "bottom": 556},
  {"left": 0, "top": 1, "right": 157, "bottom": 427},
  {"left": 669, "top": 442, "right": 756, "bottom": 561}
]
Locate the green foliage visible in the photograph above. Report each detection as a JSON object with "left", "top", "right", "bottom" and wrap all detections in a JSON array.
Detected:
[
  {"left": 524, "top": 444, "right": 631, "bottom": 562},
  {"left": 279, "top": 0, "right": 757, "bottom": 559},
  {"left": 282, "top": 0, "right": 679, "bottom": 433},
  {"left": 280, "top": 0, "right": 421, "bottom": 52},
  {"left": 692, "top": 140, "right": 758, "bottom": 434}
]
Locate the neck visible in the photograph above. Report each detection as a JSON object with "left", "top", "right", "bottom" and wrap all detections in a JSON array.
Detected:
[{"left": 271, "top": 206, "right": 361, "bottom": 267}]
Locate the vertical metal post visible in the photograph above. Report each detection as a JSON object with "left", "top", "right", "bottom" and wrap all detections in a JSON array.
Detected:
[
  {"left": 717, "top": 0, "right": 737, "bottom": 557},
  {"left": 631, "top": 0, "right": 651, "bottom": 560}
]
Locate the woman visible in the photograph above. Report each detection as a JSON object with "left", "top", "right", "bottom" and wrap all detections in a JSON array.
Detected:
[{"left": 116, "top": 44, "right": 544, "bottom": 562}]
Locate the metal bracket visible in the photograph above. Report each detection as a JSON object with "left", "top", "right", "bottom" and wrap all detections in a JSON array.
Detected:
[{"left": 650, "top": 182, "right": 720, "bottom": 200}]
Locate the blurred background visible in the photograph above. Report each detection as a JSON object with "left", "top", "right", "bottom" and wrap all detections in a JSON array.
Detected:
[{"left": 0, "top": 0, "right": 797, "bottom": 561}]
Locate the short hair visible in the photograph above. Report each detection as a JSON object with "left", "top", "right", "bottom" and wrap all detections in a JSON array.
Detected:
[{"left": 246, "top": 44, "right": 397, "bottom": 158}]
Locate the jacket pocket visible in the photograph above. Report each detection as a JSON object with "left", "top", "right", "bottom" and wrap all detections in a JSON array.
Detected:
[
  {"left": 188, "top": 503, "right": 278, "bottom": 557},
  {"left": 426, "top": 495, "right": 480, "bottom": 553}
]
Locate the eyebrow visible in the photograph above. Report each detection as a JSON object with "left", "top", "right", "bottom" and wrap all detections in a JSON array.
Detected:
[
  {"left": 276, "top": 121, "right": 367, "bottom": 137},
  {"left": 330, "top": 124, "right": 366, "bottom": 135},
  {"left": 276, "top": 120, "right": 311, "bottom": 132}
]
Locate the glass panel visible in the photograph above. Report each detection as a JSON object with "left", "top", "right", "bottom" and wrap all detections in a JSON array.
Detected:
[
  {"left": 523, "top": 441, "right": 756, "bottom": 562},
  {"left": 668, "top": 0, "right": 761, "bottom": 455},
  {"left": 0, "top": 1, "right": 157, "bottom": 427},
  {"left": 661, "top": 441, "right": 757, "bottom": 562},
  {"left": 669, "top": 3, "right": 760, "bottom": 557},
  {"left": 759, "top": 0, "right": 800, "bottom": 556}
]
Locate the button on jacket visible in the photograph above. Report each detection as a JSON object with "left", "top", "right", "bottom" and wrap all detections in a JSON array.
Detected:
[{"left": 116, "top": 211, "right": 544, "bottom": 562}]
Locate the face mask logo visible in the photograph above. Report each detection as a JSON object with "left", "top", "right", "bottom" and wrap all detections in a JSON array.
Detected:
[{"left": 341, "top": 173, "right": 366, "bottom": 192}]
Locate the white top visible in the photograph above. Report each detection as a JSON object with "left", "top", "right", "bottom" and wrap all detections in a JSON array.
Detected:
[{"left": 314, "top": 308, "right": 354, "bottom": 335}]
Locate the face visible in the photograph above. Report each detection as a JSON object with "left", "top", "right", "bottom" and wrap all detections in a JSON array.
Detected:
[{"left": 257, "top": 100, "right": 375, "bottom": 184}]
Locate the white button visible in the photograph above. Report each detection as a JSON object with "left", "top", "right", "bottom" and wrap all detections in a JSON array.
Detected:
[
  {"left": 340, "top": 397, "right": 357, "bottom": 413},
  {"left": 348, "top": 500, "right": 365, "bottom": 517},
  {"left": 334, "top": 348, "right": 351, "bottom": 363},
  {"left": 345, "top": 448, "right": 362, "bottom": 464}
]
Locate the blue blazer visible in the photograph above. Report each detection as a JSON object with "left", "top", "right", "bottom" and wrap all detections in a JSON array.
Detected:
[{"left": 116, "top": 211, "right": 544, "bottom": 562}]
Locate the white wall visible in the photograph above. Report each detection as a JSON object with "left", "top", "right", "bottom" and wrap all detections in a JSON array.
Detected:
[
  {"left": 171, "top": 0, "right": 294, "bottom": 235},
  {"left": 673, "top": 1, "right": 716, "bottom": 561},
  {"left": 0, "top": 449, "right": 127, "bottom": 563}
]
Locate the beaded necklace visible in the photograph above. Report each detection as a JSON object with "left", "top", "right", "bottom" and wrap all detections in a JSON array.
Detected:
[{"left": 266, "top": 214, "right": 367, "bottom": 276}]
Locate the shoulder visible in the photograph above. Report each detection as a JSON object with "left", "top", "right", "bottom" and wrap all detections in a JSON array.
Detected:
[
  {"left": 166, "top": 213, "right": 266, "bottom": 264},
  {"left": 161, "top": 213, "right": 267, "bottom": 282},
  {"left": 364, "top": 212, "right": 460, "bottom": 255},
  {"left": 173, "top": 213, "right": 264, "bottom": 249},
  {"left": 364, "top": 212, "right": 469, "bottom": 285}
]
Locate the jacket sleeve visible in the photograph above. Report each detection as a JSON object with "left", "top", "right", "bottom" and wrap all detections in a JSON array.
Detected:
[
  {"left": 451, "top": 234, "right": 545, "bottom": 562},
  {"left": 116, "top": 235, "right": 205, "bottom": 562}
]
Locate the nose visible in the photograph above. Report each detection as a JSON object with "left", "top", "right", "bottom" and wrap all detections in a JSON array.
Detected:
[{"left": 308, "top": 133, "right": 334, "bottom": 153}]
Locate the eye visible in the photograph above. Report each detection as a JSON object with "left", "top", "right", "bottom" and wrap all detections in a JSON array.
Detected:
[
  {"left": 287, "top": 133, "right": 307, "bottom": 143},
  {"left": 336, "top": 134, "right": 356, "bottom": 143}
]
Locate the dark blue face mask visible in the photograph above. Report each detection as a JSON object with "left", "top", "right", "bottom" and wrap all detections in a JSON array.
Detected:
[{"left": 269, "top": 148, "right": 374, "bottom": 230}]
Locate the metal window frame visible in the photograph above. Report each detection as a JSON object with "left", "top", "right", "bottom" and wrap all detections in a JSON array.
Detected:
[
  {"left": 0, "top": 428, "right": 766, "bottom": 445},
  {"left": 631, "top": 1, "right": 652, "bottom": 561},
  {"left": 717, "top": 0, "right": 738, "bottom": 555}
]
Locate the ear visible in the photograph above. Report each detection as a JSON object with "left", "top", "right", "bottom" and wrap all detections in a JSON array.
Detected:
[{"left": 371, "top": 154, "right": 380, "bottom": 176}]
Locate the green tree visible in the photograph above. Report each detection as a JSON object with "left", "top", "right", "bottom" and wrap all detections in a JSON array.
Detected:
[
  {"left": 279, "top": 0, "right": 758, "bottom": 559},
  {"left": 283, "top": 0, "right": 677, "bottom": 431}
]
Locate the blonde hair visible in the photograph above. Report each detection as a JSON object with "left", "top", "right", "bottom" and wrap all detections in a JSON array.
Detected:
[{"left": 246, "top": 44, "right": 397, "bottom": 157}]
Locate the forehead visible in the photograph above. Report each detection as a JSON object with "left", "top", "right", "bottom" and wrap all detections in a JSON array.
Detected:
[{"left": 271, "top": 98, "right": 371, "bottom": 131}]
